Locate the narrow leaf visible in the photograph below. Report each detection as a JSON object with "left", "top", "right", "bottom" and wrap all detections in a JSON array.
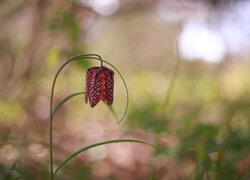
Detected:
[
  {"left": 52, "top": 92, "right": 119, "bottom": 122},
  {"left": 102, "top": 100, "right": 119, "bottom": 122},
  {"left": 53, "top": 139, "right": 167, "bottom": 176},
  {"left": 52, "top": 92, "right": 85, "bottom": 118},
  {"left": 149, "top": 164, "right": 155, "bottom": 180}
]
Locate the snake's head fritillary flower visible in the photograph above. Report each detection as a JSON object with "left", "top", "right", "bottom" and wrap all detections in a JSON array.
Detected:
[{"left": 85, "top": 66, "right": 114, "bottom": 107}]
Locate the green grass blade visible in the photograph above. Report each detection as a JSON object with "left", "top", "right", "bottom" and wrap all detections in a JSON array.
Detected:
[
  {"left": 161, "top": 40, "right": 181, "bottom": 116},
  {"left": 102, "top": 100, "right": 119, "bottom": 122},
  {"left": 53, "top": 139, "right": 167, "bottom": 176},
  {"left": 52, "top": 92, "right": 85, "bottom": 119},
  {"left": 149, "top": 164, "right": 155, "bottom": 180},
  {"left": 52, "top": 92, "right": 119, "bottom": 122}
]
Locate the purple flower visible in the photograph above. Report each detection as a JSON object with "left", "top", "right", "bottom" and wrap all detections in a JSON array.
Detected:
[{"left": 85, "top": 66, "right": 114, "bottom": 107}]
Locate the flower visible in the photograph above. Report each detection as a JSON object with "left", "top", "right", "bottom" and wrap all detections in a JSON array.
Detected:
[{"left": 85, "top": 66, "right": 114, "bottom": 107}]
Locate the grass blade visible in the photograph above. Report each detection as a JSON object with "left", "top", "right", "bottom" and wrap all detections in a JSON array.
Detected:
[
  {"left": 53, "top": 139, "right": 167, "bottom": 176},
  {"left": 149, "top": 164, "right": 155, "bottom": 180},
  {"left": 52, "top": 92, "right": 119, "bottom": 122},
  {"left": 52, "top": 92, "right": 85, "bottom": 119},
  {"left": 102, "top": 100, "right": 119, "bottom": 122}
]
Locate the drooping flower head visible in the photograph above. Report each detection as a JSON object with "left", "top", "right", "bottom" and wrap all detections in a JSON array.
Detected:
[{"left": 85, "top": 66, "right": 114, "bottom": 107}]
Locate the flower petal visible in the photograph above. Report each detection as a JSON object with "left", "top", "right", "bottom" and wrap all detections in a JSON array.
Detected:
[
  {"left": 85, "top": 67, "right": 99, "bottom": 104},
  {"left": 103, "top": 67, "right": 114, "bottom": 105},
  {"left": 89, "top": 68, "right": 105, "bottom": 107}
]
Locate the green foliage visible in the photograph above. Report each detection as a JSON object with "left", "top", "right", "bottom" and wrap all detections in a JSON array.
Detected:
[
  {"left": 1, "top": 1, "right": 250, "bottom": 178},
  {"left": 0, "top": 163, "right": 34, "bottom": 180},
  {"left": 128, "top": 100, "right": 169, "bottom": 134}
]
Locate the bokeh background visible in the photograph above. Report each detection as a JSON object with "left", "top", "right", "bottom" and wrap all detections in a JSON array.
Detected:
[{"left": 0, "top": 0, "right": 250, "bottom": 179}]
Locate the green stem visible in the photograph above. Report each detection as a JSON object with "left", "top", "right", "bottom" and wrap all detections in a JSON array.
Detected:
[
  {"left": 49, "top": 54, "right": 129, "bottom": 180},
  {"left": 49, "top": 54, "right": 102, "bottom": 180},
  {"left": 149, "top": 163, "right": 155, "bottom": 180},
  {"left": 161, "top": 40, "right": 181, "bottom": 116},
  {"left": 53, "top": 139, "right": 167, "bottom": 176}
]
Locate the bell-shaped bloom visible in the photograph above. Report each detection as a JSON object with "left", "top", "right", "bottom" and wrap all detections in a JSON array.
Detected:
[{"left": 85, "top": 66, "right": 114, "bottom": 107}]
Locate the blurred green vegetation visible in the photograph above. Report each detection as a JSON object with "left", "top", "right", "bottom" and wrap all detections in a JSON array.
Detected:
[{"left": 0, "top": 0, "right": 250, "bottom": 179}]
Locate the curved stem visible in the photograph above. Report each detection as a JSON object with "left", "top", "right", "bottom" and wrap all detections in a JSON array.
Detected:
[
  {"left": 51, "top": 56, "right": 129, "bottom": 123},
  {"left": 53, "top": 139, "right": 167, "bottom": 176},
  {"left": 49, "top": 54, "right": 129, "bottom": 179},
  {"left": 49, "top": 54, "right": 102, "bottom": 180}
]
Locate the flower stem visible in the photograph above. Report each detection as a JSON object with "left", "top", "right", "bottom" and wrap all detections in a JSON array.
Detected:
[
  {"left": 100, "top": 57, "right": 103, "bottom": 67},
  {"left": 49, "top": 54, "right": 129, "bottom": 179},
  {"left": 49, "top": 54, "right": 102, "bottom": 180}
]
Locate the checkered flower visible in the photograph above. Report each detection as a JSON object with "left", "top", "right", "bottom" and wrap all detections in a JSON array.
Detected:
[{"left": 85, "top": 66, "right": 114, "bottom": 107}]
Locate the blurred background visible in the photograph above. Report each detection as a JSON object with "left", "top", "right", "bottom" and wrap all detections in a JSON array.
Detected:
[{"left": 0, "top": 0, "right": 250, "bottom": 179}]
